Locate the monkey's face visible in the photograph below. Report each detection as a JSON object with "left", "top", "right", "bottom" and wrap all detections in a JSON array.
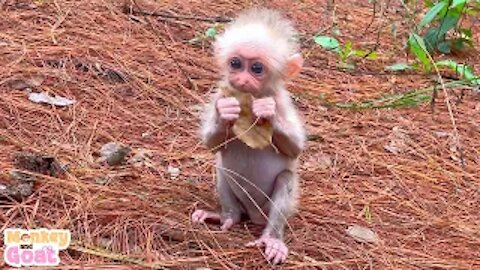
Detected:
[{"left": 225, "top": 49, "right": 271, "bottom": 94}]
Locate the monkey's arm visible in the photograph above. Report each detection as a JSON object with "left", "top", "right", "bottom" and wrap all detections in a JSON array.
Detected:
[
  {"left": 271, "top": 91, "right": 306, "bottom": 158},
  {"left": 200, "top": 92, "right": 231, "bottom": 151}
]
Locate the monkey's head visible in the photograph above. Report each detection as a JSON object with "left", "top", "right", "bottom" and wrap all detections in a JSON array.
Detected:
[{"left": 214, "top": 8, "right": 303, "bottom": 95}]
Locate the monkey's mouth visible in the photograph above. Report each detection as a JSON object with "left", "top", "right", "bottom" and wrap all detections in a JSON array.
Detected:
[{"left": 230, "top": 82, "right": 257, "bottom": 94}]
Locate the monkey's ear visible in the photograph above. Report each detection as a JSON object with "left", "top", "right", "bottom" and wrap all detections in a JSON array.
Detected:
[{"left": 285, "top": 53, "right": 303, "bottom": 79}]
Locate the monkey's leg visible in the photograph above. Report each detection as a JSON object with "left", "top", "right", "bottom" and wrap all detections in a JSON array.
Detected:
[
  {"left": 192, "top": 171, "right": 243, "bottom": 231},
  {"left": 247, "top": 170, "right": 296, "bottom": 264}
]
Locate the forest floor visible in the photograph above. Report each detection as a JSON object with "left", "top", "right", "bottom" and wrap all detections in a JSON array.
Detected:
[{"left": 0, "top": 0, "right": 479, "bottom": 269}]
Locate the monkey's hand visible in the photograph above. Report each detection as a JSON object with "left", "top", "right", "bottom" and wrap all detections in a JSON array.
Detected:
[
  {"left": 246, "top": 235, "right": 288, "bottom": 264},
  {"left": 216, "top": 97, "right": 241, "bottom": 123},
  {"left": 252, "top": 97, "right": 276, "bottom": 120}
]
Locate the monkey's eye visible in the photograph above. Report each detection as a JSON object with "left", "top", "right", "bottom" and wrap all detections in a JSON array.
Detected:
[
  {"left": 250, "top": 62, "right": 264, "bottom": 75},
  {"left": 229, "top": 57, "right": 242, "bottom": 70}
]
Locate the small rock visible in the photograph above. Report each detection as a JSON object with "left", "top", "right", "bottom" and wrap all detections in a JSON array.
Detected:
[
  {"left": 167, "top": 165, "right": 180, "bottom": 180},
  {"left": 10, "top": 169, "right": 36, "bottom": 182},
  {"left": 13, "top": 183, "right": 34, "bottom": 198},
  {"left": 433, "top": 131, "right": 450, "bottom": 138},
  {"left": 98, "top": 142, "right": 131, "bottom": 166},
  {"left": 346, "top": 225, "right": 379, "bottom": 244},
  {"left": 0, "top": 181, "right": 34, "bottom": 200},
  {"left": 14, "top": 152, "right": 66, "bottom": 177}
]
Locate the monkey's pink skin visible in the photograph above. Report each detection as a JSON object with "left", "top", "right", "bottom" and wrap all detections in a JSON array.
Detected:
[
  {"left": 220, "top": 218, "right": 234, "bottom": 231},
  {"left": 216, "top": 97, "right": 241, "bottom": 122},
  {"left": 191, "top": 210, "right": 235, "bottom": 231},
  {"left": 191, "top": 210, "right": 221, "bottom": 224},
  {"left": 198, "top": 8, "right": 306, "bottom": 266},
  {"left": 252, "top": 97, "right": 276, "bottom": 120},
  {"left": 247, "top": 235, "right": 289, "bottom": 265}
]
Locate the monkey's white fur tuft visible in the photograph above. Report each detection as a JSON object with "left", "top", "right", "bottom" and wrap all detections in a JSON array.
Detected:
[{"left": 214, "top": 8, "right": 299, "bottom": 72}]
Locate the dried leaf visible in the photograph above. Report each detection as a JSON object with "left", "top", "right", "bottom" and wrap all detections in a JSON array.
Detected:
[
  {"left": 384, "top": 126, "right": 409, "bottom": 154},
  {"left": 189, "top": 104, "right": 204, "bottom": 118},
  {"left": 128, "top": 149, "right": 154, "bottom": 168},
  {"left": 448, "top": 135, "right": 463, "bottom": 164},
  {"left": 363, "top": 205, "right": 372, "bottom": 222},
  {"left": 346, "top": 225, "right": 379, "bottom": 244},
  {"left": 8, "top": 75, "right": 44, "bottom": 90},
  {"left": 29, "top": 92, "right": 76, "bottom": 106},
  {"left": 222, "top": 87, "right": 273, "bottom": 149},
  {"left": 303, "top": 153, "right": 333, "bottom": 171},
  {"left": 95, "top": 176, "right": 109, "bottom": 185}
]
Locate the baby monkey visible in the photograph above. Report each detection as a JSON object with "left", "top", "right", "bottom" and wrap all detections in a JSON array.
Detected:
[{"left": 192, "top": 7, "right": 305, "bottom": 264}]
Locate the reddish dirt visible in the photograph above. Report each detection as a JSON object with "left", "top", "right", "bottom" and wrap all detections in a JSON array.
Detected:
[{"left": 1, "top": 0, "right": 479, "bottom": 269}]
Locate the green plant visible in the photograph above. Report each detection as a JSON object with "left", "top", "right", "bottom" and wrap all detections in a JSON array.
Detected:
[
  {"left": 414, "top": 0, "right": 479, "bottom": 54},
  {"left": 334, "top": 80, "right": 472, "bottom": 110},
  {"left": 188, "top": 23, "right": 222, "bottom": 45},
  {"left": 388, "top": 1, "right": 480, "bottom": 89},
  {"left": 314, "top": 35, "right": 378, "bottom": 69}
]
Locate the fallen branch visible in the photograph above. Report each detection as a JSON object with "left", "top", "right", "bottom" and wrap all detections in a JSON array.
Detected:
[{"left": 122, "top": 2, "right": 232, "bottom": 23}]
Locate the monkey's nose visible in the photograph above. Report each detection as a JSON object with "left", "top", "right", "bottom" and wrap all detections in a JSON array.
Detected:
[
  {"left": 230, "top": 78, "right": 247, "bottom": 88},
  {"left": 236, "top": 77, "right": 247, "bottom": 86}
]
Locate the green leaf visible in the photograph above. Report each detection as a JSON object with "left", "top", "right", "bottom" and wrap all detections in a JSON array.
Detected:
[
  {"left": 450, "top": 0, "right": 467, "bottom": 8},
  {"left": 352, "top": 49, "right": 369, "bottom": 57},
  {"left": 436, "top": 60, "right": 480, "bottom": 85},
  {"left": 459, "top": 28, "right": 473, "bottom": 39},
  {"left": 466, "top": 7, "right": 479, "bottom": 16},
  {"left": 343, "top": 40, "right": 353, "bottom": 56},
  {"left": 423, "top": 27, "right": 443, "bottom": 52},
  {"left": 367, "top": 51, "right": 379, "bottom": 60},
  {"left": 451, "top": 39, "right": 466, "bottom": 50},
  {"left": 408, "top": 33, "right": 432, "bottom": 71},
  {"left": 205, "top": 27, "right": 217, "bottom": 38},
  {"left": 437, "top": 41, "right": 452, "bottom": 54},
  {"left": 437, "top": 14, "right": 460, "bottom": 37},
  {"left": 418, "top": 1, "right": 448, "bottom": 29},
  {"left": 385, "top": 63, "right": 412, "bottom": 71},
  {"left": 314, "top": 35, "right": 340, "bottom": 52}
]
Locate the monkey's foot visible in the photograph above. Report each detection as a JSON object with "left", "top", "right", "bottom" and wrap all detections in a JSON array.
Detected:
[
  {"left": 246, "top": 236, "right": 288, "bottom": 265},
  {"left": 219, "top": 217, "right": 234, "bottom": 231},
  {"left": 191, "top": 210, "right": 236, "bottom": 231},
  {"left": 191, "top": 210, "right": 221, "bottom": 224}
]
